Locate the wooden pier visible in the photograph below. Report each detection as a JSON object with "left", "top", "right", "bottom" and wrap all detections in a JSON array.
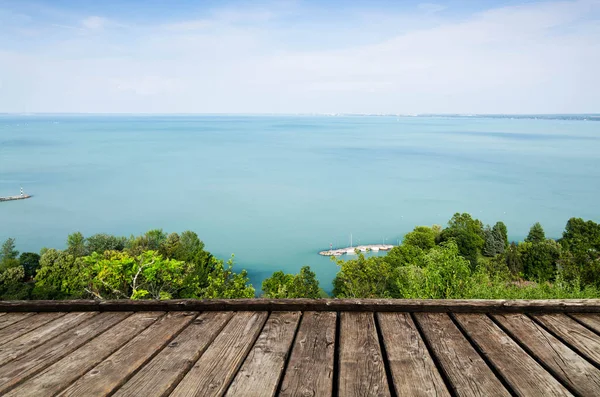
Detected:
[
  {"left": 0, "top": 299, "right": 599, "bottom": 396},
  {"left": 319, "top": 244, "right": 394, "bottom": 256}
]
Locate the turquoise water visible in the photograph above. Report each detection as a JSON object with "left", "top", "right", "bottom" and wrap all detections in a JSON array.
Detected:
[{"left": 1, "top": 115, "right": 599, "bottom": 292}]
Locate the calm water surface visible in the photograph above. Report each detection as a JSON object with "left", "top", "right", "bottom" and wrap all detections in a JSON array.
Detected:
[{"left": 1, "top": 115, "right": 599, "bottom": 292}]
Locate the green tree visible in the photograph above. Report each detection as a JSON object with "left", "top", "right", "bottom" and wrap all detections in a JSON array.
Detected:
[
  {"left": 558, "top": 218, "right": 600, "bottom": 287},
  {"left": 262, "top": 266, "right": 320, "bottom": 298},
  {"left": 402, "top": 226, "right": 438, "bottom": 251},
  {"left": 19, "top": 252, "right": 40, "bottom": 280},
  {"left": 519, "top": 240, "right": 561, "bottom": 282},
  {"left": 384, "top": 225, "right": 439, "bottom": 268},
  {"left": 483, "top": 223, "right": 506, "bottom": 257},
  {"left": 67, "top": 232, "right": 87, "bottom": 257},
  {"left": 439, "top": 213, "right": 485, "bottom": 266},
  {"left": 384, "top": 244, "right": 427, "bottom": 268},
  {"left": 173, "top": 231, "right": 217, "bottom": 295},
  {"left": 201, "top": 256, "right": 255, "bottom": 298},
  {"left": 145, "top": 229, "right": 167, "bottom": 251},
  {"left": 0, "top": 238, "right": 19, "bottom": 268},
  {"left": 525, "top": 222, "right": 546, "bottom": 244},
  {"left": 483, "top": 226, "right": 496, "bottom": 257},
  {"left": 85, "top": 233, "right": 127, "bottom": 254},
  {"left": 333, "top": 252, "right": 393, "bottom": 298},
  {"left": 394, "top": 242, "right": 473, "bottom": 299},
  {"left": 160, "top": 233, "right": 181, "bottom": 259},
  {"left": 83, "top": 250, "right": 190, "bottom": 300},
  {"left": 0, "top": 265, "right": 30, "bottom": 300},
  {"left": 493, "top": 221, "right": 509, "bottom": 250},
  {"left": 126, "top": 229, "right": 167, "bottom": 256},
  {"left": 506, "top": 242, "right": 522, "bottom": 275},
  {"left": 32, "top": 249, "right": 86, "bottom": 299}
]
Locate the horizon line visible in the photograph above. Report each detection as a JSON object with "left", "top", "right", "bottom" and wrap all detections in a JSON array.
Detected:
[{"left": 1, "top": 112, "right": 599, "bottom": 117}]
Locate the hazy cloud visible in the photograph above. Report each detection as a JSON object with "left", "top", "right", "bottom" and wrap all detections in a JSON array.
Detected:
[
  {"left": 0, "top": 0, "right": 598, "bottom": 114},
  {"left": 81, "top": 16, "right": 108, "bottom": 30}
]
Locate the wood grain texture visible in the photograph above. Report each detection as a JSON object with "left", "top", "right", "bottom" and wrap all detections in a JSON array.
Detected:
[
  {"left": 2, "top": 299, "right": 600, "bottom": 313},
  {"left": 57, "top": 311, "right": 196, "bottom": 397},
  {"left": 114, "top": 312, "right": 234, "bottom": 397},
  {"left": 493, "top": 313, "right": 600, "bottom": 396},
  {"left": 0, "top": 312, "right": 131, "bottom": 394},
  {"left": 533, "top": 313, "right": 600, "bottom": 365},
  {"left": 279, "top": 311, "right": 336, "bottom": 397},
  {"left": 338, "top": 312, "right": 390, "bottom": 397},
  {"left": 0, "top": 313, "right": 34, "bottom": 330},
  {"left": 226, "top": 311, "right": 301, "bottom": 397},
  {"left": 377, "top": 313, "right": 450, "bottom": 397},
  {"left": 571, "top": 313, "right": 600, "bottom": 333},
  {"left": 4, "top": 311, "right": 164, "bottom": 397},
  {"left": 0, "top": 311, "right": 97, "bottom": 366},
  {"left": 0, "top": 312, "right": 65, "bottom": 346},
  {"left": 454, "top": 314, "right": 572, "bottom": 396},
  {"left": 414, "top": 313, "right": 510, "bottom": 397},
  {"left": 170, "top": 311, "right": 268, "bottom": 397}
]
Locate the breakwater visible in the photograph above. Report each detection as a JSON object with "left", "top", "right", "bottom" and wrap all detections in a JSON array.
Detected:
[
  {"left": 0, "top": 194, "right": 32, "bottom": 202},
  {"left": 319, "top": 244, "right": 394, "bottom": 256}
]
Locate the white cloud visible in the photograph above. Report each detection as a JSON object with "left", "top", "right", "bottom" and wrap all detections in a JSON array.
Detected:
[
  {"left": 418, "top": 3, "right": 447, "bottom": 13},
  {"left": 0, "top": 0, "right": 599, "bottom": 113},
  {"left": 162, "top": 19, "right": 213, "bottom": 31},
  {"left": 81, "top": 16, "right": 108, "bottom": 30}
]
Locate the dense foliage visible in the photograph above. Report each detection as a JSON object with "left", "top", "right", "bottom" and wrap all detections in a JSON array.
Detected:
[
  {"left": 262, "top": 266, "right": 321, "bottom": 298},
  {"left": 2, "top": 214, "right": 599, "bottom": 300},
  {"left": 332, "top": 214, "right": 600, "bottom": 299},
  {"left": 0, "top": 230, "right": 254, "bottom": 300}
]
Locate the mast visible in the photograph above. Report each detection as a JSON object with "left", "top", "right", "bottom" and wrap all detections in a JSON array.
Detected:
[{"left": 350, "top": 233, "right": 353, "bottom": 248}]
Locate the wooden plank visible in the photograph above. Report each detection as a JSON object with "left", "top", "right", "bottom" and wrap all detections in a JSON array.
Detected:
[
  {"left": 494, "top": 313, "right": 600, "bottom": 396},
  {"left": 0, "top": 311, "right": 97, "bottom": 365},
  {"left": 0, "top": 312, "right": 131, "bottom": 394},
  {"left": 2, "top": 299, "right": 600, "bottom": 313},
  {"left": 279, "top": 311, "right": 336, "bottom": 397},
  {"left": 4, "top": 311, "right": 164, "bottom": 397},
  {"left": 57, "top": 311, "right": 196, "bottom": 397},
  {"left": 114, "top": 312, "right": 233, "bottom": 397},
  {"left": 338, "top": 312, "right": 390, "bottom": 397},
  {"left": 454, "top": 314, "right": 572, "bottom": 396},
  {"left": 0, "top": 313, "right": 34, "bottom": 330},
  {"left": 571, "top": 313, "right": 600, "bottom": 333},
  {"left": 414, "top": 313, "right": 510, "bottom": 397},
  {"left": 377, "top": 313, "right": 450, "bottom": 397},
  {"left": 0, "top": 312, "right": 65, "bottom": 346},
  {"left": 226, "top": 311, "right": 301, "bottom": 397},
  {"left": 533, "top": 313, "right": 600, "bottom": 366},
  {"left": 170, "top": 311, "right": 268, "bottom": 397}
]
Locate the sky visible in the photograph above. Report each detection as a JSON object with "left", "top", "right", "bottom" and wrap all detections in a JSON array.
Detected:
[{"left": 0, "top": 0, "right": 598, "bottom": 114}]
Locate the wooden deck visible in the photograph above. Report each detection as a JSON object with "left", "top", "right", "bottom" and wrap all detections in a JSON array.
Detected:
[{"left": 0, "top": 299, "right": 599, "bottom": 396}]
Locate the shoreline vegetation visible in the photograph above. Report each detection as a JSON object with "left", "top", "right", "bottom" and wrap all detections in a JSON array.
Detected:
[{"left": 1, "top": 213, "right": 599, "bottom": 300}]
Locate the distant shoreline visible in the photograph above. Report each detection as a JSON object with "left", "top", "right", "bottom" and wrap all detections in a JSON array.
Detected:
[{"left": 1, "top": 113, "right": 598, "bottom": 121}]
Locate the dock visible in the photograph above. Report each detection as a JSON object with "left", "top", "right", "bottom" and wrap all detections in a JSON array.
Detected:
[
  {"left": 0, "top": 299, "right": 599, "bottom": 396},
  {"left": 319, "top": 244, "right": 394, "bottom": 256}
]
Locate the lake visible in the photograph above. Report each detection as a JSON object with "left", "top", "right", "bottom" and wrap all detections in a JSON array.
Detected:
[{"left": 1, "top": 114, "right": 599, "bottom": 292}]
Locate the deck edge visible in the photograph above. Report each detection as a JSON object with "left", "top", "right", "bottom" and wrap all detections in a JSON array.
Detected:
[{"left": 1, "top": 299, "right": 600, "bottom": 313}]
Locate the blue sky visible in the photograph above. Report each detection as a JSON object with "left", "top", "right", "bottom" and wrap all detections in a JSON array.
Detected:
[{"left": 1, "top": 0, "right": 598, "bottom": 113}]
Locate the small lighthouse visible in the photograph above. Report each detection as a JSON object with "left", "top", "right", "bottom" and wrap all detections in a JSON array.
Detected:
[{"left": 20, "top": 187, "right": 24, "bottom": 197}]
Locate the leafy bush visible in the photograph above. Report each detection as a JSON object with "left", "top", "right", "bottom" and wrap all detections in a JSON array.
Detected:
[{"left": 262, "top": 266, "right": 320, "bottom": 298}]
